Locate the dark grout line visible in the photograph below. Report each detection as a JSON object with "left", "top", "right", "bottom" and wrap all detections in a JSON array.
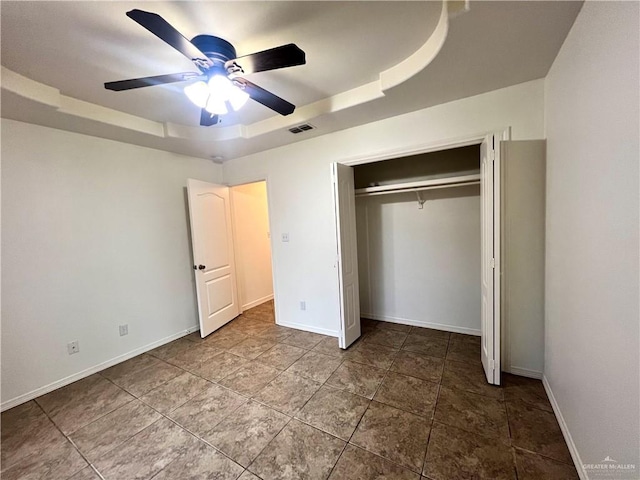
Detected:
[
  {"left": 504, "top": 385, "right": 516, "bottom": 442},
  {"left": 511, "top": 444, "right": 578, "bottom": 468},
  {"left": 324, "top": 440, "right": 349, "bottom": 479},
  {"left": 32, "top": 398, "right": 108, "bottom": 480},
  {"left": 244, "top": 415, "right": 294, "bottom": 477},
  {"left": 148, "top": 407, "right": 246, "bottom": 471},
  {"left": 66, "top": 436, "right": 107, "bottom": 480},
  {"left": 369, "top": 366, "right": 390, "bottom": 402},
  {"left": 421, "top": 382, "right": 443, "bottom": 475},
  {"left": 511, "top": 445, "right": 522, "bottom": 480}
]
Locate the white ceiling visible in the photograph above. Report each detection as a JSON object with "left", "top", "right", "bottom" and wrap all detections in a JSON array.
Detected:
[{"left": 1, "top": 1, "right": 582, "bottom": 161}]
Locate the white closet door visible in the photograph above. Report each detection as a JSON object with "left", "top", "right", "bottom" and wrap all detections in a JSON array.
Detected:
[
  {"left": 332, "top": 163, "right": 361, "bottom": 348},
  {"left": 481, "top": 135, "right": 501, "bottom": 385},
  {"left": 187, "top": 179, "right": 240, "bottom": 337}
]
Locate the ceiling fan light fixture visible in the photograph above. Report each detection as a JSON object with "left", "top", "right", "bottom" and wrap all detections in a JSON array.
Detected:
[
  {"left": 228, "top": 86, "right": 250, "bottom": 111},
  {"left": 184, "top": 81, "right": 209, "bottom": 108},
  {"left": 205, "top": 95, "right": 228, "bottom": 115},
  {"left": 190, "top": 75, "right": 248, "bottom": 115},
  {"left": 208, "top": 74, "right": 232, "bottom": 94}
]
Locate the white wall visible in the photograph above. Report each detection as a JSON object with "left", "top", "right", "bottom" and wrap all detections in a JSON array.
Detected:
[
  {"left": 357, "top": 186, "right": 481, "bottom": 334},
  {"left": 231, "top": 181, "right": 274, "bottom": 310},
  {"left": 1, "top": 119, "right": 222, "bottom": 408},
  {"left": 223, "top": 79, "right": 545, "bottom": 337},
  {"left": 544, "top": 1, "right": 639, "bottom": 476}
]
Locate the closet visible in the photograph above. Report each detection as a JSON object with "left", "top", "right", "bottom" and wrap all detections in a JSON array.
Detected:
[
  {"left": 353, "top": 145, "right": 482, "bottom": 337},
  {"left": 332, "top": 134, "right": 546, "bottom": 385}
]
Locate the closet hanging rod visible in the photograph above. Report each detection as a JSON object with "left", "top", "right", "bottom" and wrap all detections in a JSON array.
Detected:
[
  {"left": 355, "top": 180, "right": 480, "bottom": 198},
  {"left": 354, "top": 173, "right": 480, "bottom": 198}
]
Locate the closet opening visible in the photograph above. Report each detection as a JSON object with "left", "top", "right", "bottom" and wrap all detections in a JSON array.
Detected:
[
  {"left": 352, "top": 144, "right": 482, "bottom": 337},
  {"left": 332, "top": 130, "right": 507, "bottom": 385}
]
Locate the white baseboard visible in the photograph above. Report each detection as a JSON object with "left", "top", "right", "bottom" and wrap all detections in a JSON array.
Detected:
[
  {"left": 276, "top": 320, "right": 338, "bottom": 338},
  {"left": 0, "top": 325, "right": 200, "bottom": 412},
  {"left": 542, "top": 375, "right": 587, "bottom": 480},
  {"left": 361, "top": 312, "right": 481, "bottom": 336},
  {"left": 506, "top": 366, "right": 543, "bottom": 379},
  {"left": 242, "top": 294, "right": 274, "bottom": 311}
]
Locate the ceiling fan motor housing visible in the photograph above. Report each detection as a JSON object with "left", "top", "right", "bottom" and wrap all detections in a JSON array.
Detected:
[{"left": 191, "top": 35, "right": 237, "bottom": 68}]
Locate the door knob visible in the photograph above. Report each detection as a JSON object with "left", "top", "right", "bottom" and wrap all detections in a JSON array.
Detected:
[{"left": 198, "top": 265, "right": 206, "bottom": 270}]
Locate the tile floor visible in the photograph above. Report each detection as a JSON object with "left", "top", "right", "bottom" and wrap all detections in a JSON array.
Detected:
[{"left": 1, "top": 302, "right": 579, "bottom": 479}]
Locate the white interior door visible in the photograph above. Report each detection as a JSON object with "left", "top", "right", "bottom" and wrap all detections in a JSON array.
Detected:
[
  {"left": 332, "top": 163, "right": 361, "bottom": 349},
  {"left": 480, "top": 135, "right": 501, "bottom": 385},
  {"left": 187, "top": 179, "right": 240, "bottom": 337}
]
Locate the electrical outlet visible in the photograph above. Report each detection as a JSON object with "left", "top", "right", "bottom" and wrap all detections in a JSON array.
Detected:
[
  {"left": 282, "top": 233, "right": 290, "bottom": 242},
  {"left": 67, "top": 341, "right": 79, "bottom": 355},
  {"left": 300, "top": 301, "right": 306, "bottom": 311},
  {"left": 119, "top": 324, "right": 129, "bottom": 336}
]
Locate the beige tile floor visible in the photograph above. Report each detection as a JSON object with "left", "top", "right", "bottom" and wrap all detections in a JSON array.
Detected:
[{"left": 1, "top": 301, "right": 579, "bottom": 479}]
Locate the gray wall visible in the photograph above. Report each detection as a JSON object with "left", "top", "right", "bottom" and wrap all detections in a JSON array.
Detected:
[
  {"left": 1, "top": 119, "right": 222, "bottom": 408},
  {"left": 544, "top": 1, "right": 639, "bottom": 472}
]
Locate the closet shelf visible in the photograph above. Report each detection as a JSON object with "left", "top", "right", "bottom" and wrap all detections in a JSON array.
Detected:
[{"left": 355, "top": 173, "right": 480, "bottom": 197}]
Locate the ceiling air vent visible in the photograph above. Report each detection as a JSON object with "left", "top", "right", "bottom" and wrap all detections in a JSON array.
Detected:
[{"left": 288, "top": 123, "right": 315, "bottom": 134}]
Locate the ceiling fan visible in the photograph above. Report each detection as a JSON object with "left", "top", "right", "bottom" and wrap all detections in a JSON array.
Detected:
[{"left": 105, "top": 9, "right": 306, "bottom": 126}]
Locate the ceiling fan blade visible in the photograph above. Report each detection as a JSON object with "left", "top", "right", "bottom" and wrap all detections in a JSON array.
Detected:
[
  {"left": 105, "top": 72, "right": 202, "bottom": 91},
  {"left": 227, "top": 44, "right": 305, "bottom": 75},
  {"left": 200, "top": 109, "right": 219, "bottom": 126},
  {"left": 126, "top": 9, "right": 213, "bottom": 69},
  {"left": 238, "top": 78, "right": 295, "bottom": 116}
]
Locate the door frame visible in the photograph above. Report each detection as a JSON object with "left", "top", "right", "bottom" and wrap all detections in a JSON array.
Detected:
[
  {"left": 337, "top": 128, "right": 510, "bottom": 383},
  {"left": 227, "top": 176, "right": 281, "bottom": 325}
]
